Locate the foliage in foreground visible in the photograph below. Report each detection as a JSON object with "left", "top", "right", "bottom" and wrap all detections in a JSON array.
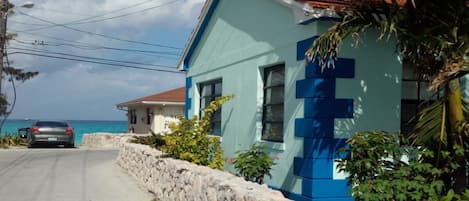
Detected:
[
  {"left": 232, "top": 143, "right": 275, "bottom": 184},
  {"left": 308, "top": 0, "right": 468, "bottom": 192},
  {"left": 337, "top": 131, "right": 469, "bottom": 201},
  {"left": 131, "top": 95, "right": 233, "bottom": 170},
  {"left": 0, "top": 134, "right": 27, "bottom": 148},
  {"left": 161, "top": 96, "right": 233, "bottom": 169},
  {"left": 162, "top": 95, "right": 233, "bottom": 170},
  {"left": 130, "top": 132, "right": 165, "bottom": 149}
]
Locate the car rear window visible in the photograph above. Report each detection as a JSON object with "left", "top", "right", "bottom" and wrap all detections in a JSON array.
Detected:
[{"left": 35, "top": 121, "right": 68, "bottom": 127}]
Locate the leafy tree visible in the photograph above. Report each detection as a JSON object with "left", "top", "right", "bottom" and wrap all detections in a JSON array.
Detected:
[
  {"left": 0, "top": 2, "right": 38, "bottom": 117},
  {"left": 309, "top": 0, "right": 468, "bottom": 193}
]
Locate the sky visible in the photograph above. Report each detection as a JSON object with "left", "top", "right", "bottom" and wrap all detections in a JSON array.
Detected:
[{"left": 5, "top": 0, "right": 205, "bottom": 121}]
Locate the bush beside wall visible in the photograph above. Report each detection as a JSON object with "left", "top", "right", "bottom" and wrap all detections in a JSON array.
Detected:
[{"left": 117, "top": 142, "right": 290, "bottom": 201}]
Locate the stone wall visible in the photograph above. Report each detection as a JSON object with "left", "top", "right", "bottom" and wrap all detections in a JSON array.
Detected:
[
  {"left": 81, "top": 133, "right": 133, "bottom": 148},
  {"left": 117, "top": 142, "right": 291, "bottom": 201}
]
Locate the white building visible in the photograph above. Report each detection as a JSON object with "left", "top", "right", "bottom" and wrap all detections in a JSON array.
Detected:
[{"left": 117, "top": 87, "right": 185, "bottom": 134}]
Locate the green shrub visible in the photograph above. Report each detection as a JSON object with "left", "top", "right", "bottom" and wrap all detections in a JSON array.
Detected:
[
  {"left": 337, "top": 131, "right": 468, "bottom": 201},
  {"left": 161, "top": 95, "right": 233, "bottom": 170},
  {"left": 0, "top": 134, "right": 26, "bottom": 148},
  {"left": 232, "top": 143, "right": 275, "bottom": 184},
  {"left": 130, "top": 132, "right": 166, "bottom": 149}
]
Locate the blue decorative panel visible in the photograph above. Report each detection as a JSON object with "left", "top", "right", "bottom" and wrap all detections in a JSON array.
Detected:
[
  {"left": 302, "top": 179, "right": 350, "bottom": 198},
  {"left": 294, "top": 118, "right": 334, "bottom": 138},
  {"left": 311, "top": 197, "right": 354, "bottom": 201},
  {"left": 296, "top": 79, "right": 335, "bottom": 98},
  {"left": 304, "top": 98, "right": 354, "bottom": 118},
  {"left": 297, "top": 36, "right": 318, "bottom": 61},
  {"left": 294, "top": 157, "right": 333, "bottom": 179},
  {"left": 303, "top": 138, "right": 347, "bottom": 159},
  {"left": 305, "top": 58, "right": 355, "bottom": 79},
  {"left": 294, "top": 36, "right": 356, "bottom": 200},
  {"left": 185, "top": 77, "right": 192, "bottom": 118}
]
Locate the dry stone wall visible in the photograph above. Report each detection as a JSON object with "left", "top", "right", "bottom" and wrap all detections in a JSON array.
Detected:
[
  {"left": 117, "top": 142, "right": 291, "bottom": 201},
  {"left": 81, "top": 133, "right": 133, "bottom": 148}
]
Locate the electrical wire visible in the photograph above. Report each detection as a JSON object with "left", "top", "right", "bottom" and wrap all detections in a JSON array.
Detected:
[
  {"left": 65, "top": 0, "right": 183, "bottom": 26},
  {"left": 7, "top": 51, "right": 184, "bottom": 73},
  {"left": 14, "top": 0, "right": 157, "bottom": 30},
  {"left": 11, "top": 38, "right": 180, "bottom": 57},
  {"left": 8, "top": 20, "right": 47, "bottom": 26},
  {"left": 8, "top": 46, "right": 177, "bottom": 69},
  {"left": 18, "top": 0, "right": 182, "bottom": 31},
  {"left": 15, "top": 10, "right": 182, "bottom": 50}
]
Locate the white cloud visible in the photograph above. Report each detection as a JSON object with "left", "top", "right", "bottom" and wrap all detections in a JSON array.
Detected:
[
  {"left": 4, "top": 0, "right": 201, "bottom": 120},
  {"left": 8, "top": 63, "right": 185, "bottom": 120}
]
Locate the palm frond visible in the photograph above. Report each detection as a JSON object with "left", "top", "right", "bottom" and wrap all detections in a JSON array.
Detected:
[{"left": 410, "top": 100, "right": 447, "bottom": 146}]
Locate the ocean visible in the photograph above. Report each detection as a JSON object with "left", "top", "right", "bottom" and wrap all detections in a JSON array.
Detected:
[{"left": 0, "top": 119, "right": 128, "bottom": 145}]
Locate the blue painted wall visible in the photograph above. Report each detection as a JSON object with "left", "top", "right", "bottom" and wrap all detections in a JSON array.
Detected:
[{"left": 183, "top": 0, "right": 402, "bottom": 200}]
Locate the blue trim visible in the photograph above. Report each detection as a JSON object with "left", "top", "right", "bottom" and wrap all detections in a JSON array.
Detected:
[
  {"left": 185, "top": 77, "right": 192, "bottom": 118},
  {"left": 302, "top": 179, "right": 350, "bottom": 198},
  {"left": 304, "top": 98, "right": 354, "bottom": 118},
  {"left": 297, "top": 36, "right": 318, "bottom": 61},
  {"left": 294, "top": 157, "right": 334, "bottom": 179},
  {"left": 295, "top": 118, "right": 334, "bottom": 138},
  {"left": 305, "top": 58, "right": 355, "bottom": 78},
  {"left": 269, "top": 186, "right": 311, "bottom": 201},
  {"left": 299, "top": 17, "right": 342, "bottom": 25},
  {"left": 183, "top": 0, "right": 220, "bottom": 70},
  {"left": 294, "top": 36, "right": 355, "bottom": 200},
  {"left": 303, "top": 138, "right": 347, "bottom": 159},
  {"left": 296, "top": 79, "right": 335, "bottom": 98}
]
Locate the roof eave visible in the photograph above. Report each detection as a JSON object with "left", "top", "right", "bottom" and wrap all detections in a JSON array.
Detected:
[
  {"left": 116, "top": 101, "right": 185, "bottom": 108},
  {"left": 177, "top": 0, "right": 219, "bottom": 71}
]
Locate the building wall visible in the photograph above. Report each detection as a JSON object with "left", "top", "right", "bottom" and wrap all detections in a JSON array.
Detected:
[
  {"left": 185, "top": 0, "right": 401, "bottom": 200},
  {"left": 128, "top": 105, "right": 184, "bottom": 134}
]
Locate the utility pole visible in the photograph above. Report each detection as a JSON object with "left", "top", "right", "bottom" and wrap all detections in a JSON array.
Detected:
[{"left": 0, "top": 0, "right": 9, "bottom": 98}]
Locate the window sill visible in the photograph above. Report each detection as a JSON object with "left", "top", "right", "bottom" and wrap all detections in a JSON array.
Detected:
[{"left": 258, "top": 140, "right": 285, "bottom": 151}]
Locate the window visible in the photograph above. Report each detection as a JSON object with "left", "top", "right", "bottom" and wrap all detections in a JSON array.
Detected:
[
  {"left": 262, "top": 64, "right": 285, "bottom": 142},
  {"left": 146, "top": 108, "right": 151, "bottom": 125},
  {"left": 199, "top": 79, "right": 223, "bottom": 135},
  {"left": 35, "top": 121, "right": 68, "bottom": 127},
  {"left": 129, "top": 109, "right": 137, "bottom": 124},
  {"left": 401, "top": 65, "right": 437, "bottom": 134}
]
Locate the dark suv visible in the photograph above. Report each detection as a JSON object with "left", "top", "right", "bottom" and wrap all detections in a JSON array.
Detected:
[{"left": 28, "top": 120, "right": 75, "bottom": 148}]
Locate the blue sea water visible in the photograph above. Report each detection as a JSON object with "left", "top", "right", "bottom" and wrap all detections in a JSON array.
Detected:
[{"left": 0, "top": 119, "right": 127, "bottom": 145}]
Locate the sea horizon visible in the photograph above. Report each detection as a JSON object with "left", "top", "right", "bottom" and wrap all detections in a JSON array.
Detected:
[{"left": 0, "top": 119, "right": 128, "bottom": 145}]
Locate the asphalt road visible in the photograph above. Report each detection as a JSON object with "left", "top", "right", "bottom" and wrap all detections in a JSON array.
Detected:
[{"left": 0, "top": 148, "right": 153, "bottom": 201}]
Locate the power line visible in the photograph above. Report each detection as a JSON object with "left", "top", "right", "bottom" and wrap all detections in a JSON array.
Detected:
[
  {"left": 16, "top": 10, "right": 182, "bottom": 50},
  {"left": 11, "top": 38, "right": 180, "bottom": 58},
  {"left": 66, "top": 0, "right": 182, "bottom": 26},
  {"left": 10, "top": 31, "right": 181, "bottom": 56},
  {"left": 8, "top": 20, "right": 46, "bottom": 26},
  {"left": 19, "top": 0, "right": 182, "bottom": 31},
  {"left": 8, "top": 46, "right": 177, "bottom": 69},
  {"left": 15, "top": 0, "right": 157, "bottom": 31},
  {"left": 8, "top": 51, "right": 184, "bottom": 73}
]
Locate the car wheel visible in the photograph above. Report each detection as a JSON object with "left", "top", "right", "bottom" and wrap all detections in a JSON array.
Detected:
[
  {"left": 66, "top": 143, "right": 75, "bottom": 148},
  {"left": 27, "top": 143, "right": 34, "bottom": 148}
]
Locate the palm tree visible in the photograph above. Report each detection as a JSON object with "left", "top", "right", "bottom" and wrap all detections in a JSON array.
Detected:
[{"left": 308, "top": 0, "right": 468, "bottom": 193}]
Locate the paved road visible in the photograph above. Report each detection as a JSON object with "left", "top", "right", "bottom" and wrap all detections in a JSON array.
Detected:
[{"left": 0, "top": 148, "right": 153, "bottom": 201}]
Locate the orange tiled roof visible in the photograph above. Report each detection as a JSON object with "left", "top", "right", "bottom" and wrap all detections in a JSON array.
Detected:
[
  {"left": 301, "top": 0, "right": 392, "bottom": 10},
  {"left": 118, "top": 87, "right": 185, "bottom": 106}
]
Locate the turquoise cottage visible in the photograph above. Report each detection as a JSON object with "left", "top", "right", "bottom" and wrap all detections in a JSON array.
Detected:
[{"left": 176, "top": 0, "right": 434, "bottom": 200}]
